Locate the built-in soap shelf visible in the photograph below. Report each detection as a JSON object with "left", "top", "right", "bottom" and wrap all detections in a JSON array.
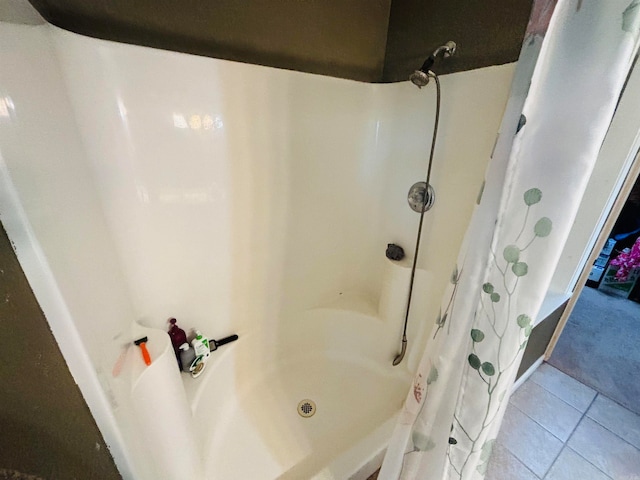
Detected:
[
  {"left": 126, "top": 324, "right": 203, "bottom": 479},
  {"left": 314, "top": 258, "right": 429, "bottom": 325},
  {"left": 127, "top": 325, "right": 173, "bottom": 389},
  {"left": 319, "top": 292, "right": 379, "bottom": 318},
  {"left": 179, "top": 334, "right": 237, "bottom": 409},
  {"left": 378, "top": 257, "right": 414, "bottom": 323}
]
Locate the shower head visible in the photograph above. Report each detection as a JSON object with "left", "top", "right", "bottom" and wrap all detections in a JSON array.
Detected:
[
  {"left": 409, "top": 70, "right": 431, "bottom": 88},
  {"left": 410, "top": 41, "right": 457, "bottom": 88}
]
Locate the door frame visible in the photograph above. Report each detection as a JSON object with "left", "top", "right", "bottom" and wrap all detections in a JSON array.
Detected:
[{"left": 545, "top": 148, "right": 640, "bottom": 359}]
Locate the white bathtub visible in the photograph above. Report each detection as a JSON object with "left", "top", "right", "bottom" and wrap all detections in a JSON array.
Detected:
[{"left": 183, "top": 304, "right": 412, "bottom": 479}]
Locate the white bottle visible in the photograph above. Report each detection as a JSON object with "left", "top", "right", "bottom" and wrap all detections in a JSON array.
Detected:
[
  {"left": 190, "top": 331, "right": 210, "bottom": 378},
  {"left": 191, "top": 331, "right": 210, "bottom": 359}
]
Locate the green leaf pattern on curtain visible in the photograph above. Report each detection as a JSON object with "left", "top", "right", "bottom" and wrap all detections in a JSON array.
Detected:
[
  {"left": 402, "top": 188, "right": 553, "bottom": 478},
  {"left": 379, "top": 2, "right": 639, "bottom": 478},
  {"left": 447, "top": 188, "right": 552, "bottom": 478}
]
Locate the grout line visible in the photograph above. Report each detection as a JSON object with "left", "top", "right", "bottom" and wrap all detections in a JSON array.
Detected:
[
  {"left": 535, "top": 391, "right": 599, "bottom": 478},
  {"left": 543, "top": 368, "right": 606, "bottom": 405},
  {"left": 506, "top": 369, "right": 639, "bottom": 479},
  {"left": 564, "top": 392, "right": 598, "bottom": 444},
  {"left": 562, "top": 393, "right": 615, "bottom": 480},
  {"left": 535, "top": 366, "right": 640, "bottom": 446},
  {"left": 518, "top": 453, "right": 541, "bottom": 480},
  {"left": 564, "top": 446, "right": 615, "bottom": 480},
  {"left": 590, "top": 390, "right": 640, "bottom": 418},
  {"left": 531, "top": 368, "right": 640, "bottom": 477},
  {"left": 508, "top": 399, "right": 573, "bottom": 444},
  {"left": 529, "top": 364, "right": 598, "bottom": 409},
  {"left": 493, "top": 440, "right": 541, "bottom": 480},
  {"left": 523, "top": 375, "right": 587, "bottom": 414},
  {"left": 541, "top": 443, "right": 566, "bottom": 480},
  {"left": 501, "top": 402, "right": 564, "bottom": 477},
  {"left": 582, "top": 405, "right": 640, "bottom": 452}
]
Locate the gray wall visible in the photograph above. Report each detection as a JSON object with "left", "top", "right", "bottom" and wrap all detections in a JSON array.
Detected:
[
  {"left": 27, "top": 0, "right": 533, "bottom": 82},
  {"left": 516, "top": 302, "right": 567, "bottom": 380}
]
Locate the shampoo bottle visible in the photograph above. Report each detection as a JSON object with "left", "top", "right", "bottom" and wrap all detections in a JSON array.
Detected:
[
  {"left": 192, "top": 331, "right": 210, "bottom": 359},
  {"left": 168, "top": 318, "right": 188, "bottom": 369}
]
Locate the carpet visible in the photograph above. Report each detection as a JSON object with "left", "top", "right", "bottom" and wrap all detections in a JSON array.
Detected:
[{"left": 548, "top": 286, "right": 640, "bottom": 415}]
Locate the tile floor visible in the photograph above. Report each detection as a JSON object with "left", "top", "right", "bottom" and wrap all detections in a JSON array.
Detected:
[{"left": 487, "top": 362, "right": 640, "bottom": 480}]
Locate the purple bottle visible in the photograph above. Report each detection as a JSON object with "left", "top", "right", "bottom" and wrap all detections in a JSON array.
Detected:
[{"left": 168, "top": 318, "right": 188, "bottom": 369}]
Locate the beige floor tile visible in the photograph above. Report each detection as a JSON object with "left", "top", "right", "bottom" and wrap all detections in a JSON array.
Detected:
[
  {"left": 568, "top": 417, "right": 640, "bottom": 479},
  {"left": 545, "top": 447, "right": 611, "bottom": 480},
  {"left": 510, "top": 380, "right": 582, "bottom": 441},
  {"left": 497, "top": 404, "right": 563, "bottom": 478},
  {"left": 486, "top": 442, "right": 539, "bottom": 480},
  {"left": 529, "top": 363, "right": 596, "bottom": 412},
  {"left": 587, "top": 394, "right": 640, "bottom": 450}
]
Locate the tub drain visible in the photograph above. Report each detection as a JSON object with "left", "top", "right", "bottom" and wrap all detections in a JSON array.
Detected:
[{"left": 297, "top": 399, "right": 316, "bottom": 418}]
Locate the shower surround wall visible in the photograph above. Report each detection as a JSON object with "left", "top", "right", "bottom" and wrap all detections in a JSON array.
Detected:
[{"left": 0, "top": 18, "right": 514, "bottom": 479}]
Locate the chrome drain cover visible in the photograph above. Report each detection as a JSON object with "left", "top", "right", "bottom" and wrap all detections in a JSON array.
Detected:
[{"left": 297, "top": 399, "right": 316, "bottom": 418}]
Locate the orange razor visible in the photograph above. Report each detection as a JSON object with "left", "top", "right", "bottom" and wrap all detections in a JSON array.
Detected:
[{"left": 134, "top": 337, "right": 152, "bottom": 366}]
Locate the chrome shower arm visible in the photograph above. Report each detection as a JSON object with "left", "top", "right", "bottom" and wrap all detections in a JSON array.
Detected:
[
  {"left": 410, "top": 41, "right": 457, "bottom": 88},
  {"left": 431, "top": 41, "right": 457, "bottom": 59}
]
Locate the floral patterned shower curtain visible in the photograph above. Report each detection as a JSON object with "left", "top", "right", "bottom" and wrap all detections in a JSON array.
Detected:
[{"left": 380, "top": 0, "right": 640, "bottom": 479}]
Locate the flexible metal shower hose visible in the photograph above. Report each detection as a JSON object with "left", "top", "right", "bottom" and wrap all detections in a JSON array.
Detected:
[{"left": 395, "top": 72, "right": 441, "bottom": 365}]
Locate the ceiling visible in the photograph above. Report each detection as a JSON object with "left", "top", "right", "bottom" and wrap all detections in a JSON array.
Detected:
[{"left": 27, "top": 0, "right": 534, "bottom": 83}]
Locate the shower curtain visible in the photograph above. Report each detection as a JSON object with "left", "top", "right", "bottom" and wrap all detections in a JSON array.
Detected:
[{"left": 380, "top": 0, "right": 640, "bottom": 479}]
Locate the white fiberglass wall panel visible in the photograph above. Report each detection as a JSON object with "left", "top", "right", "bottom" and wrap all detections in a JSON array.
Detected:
[
  {"left": 1, "top": 19, "right": 516, "bottom": 478},
  {"left": 0, "top": 23, "right": 135, "bottom": 390},
  {"left": 0, "top": 21, "right": 142, "bottom": 479},
  {"left": 374, "top": 67, "right": 516, "bottom": 367},
  {"left": 54, "top": 29, "right": 386, "bottom": 340},
  {"left": 53, "top": 28, "right": 514, "bottom": 361}
]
